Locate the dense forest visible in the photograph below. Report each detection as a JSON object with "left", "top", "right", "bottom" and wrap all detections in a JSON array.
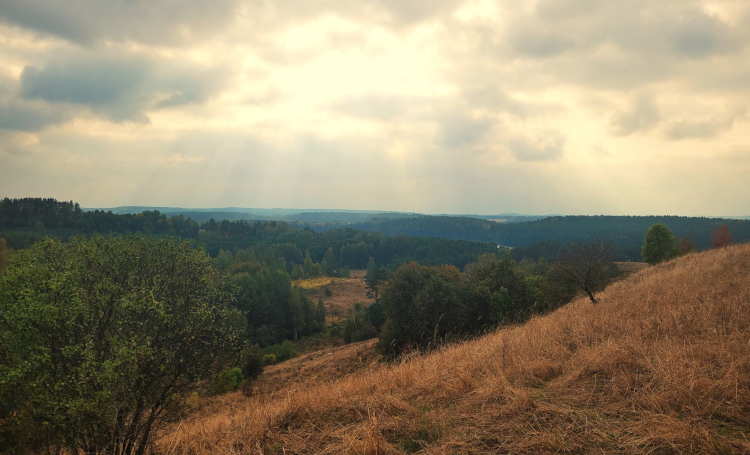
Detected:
[
  {"left": 350, "top": 215, "right": 750, "bottom": 260},
  {"left": 0, "top": 198, "right": 498, "bottom": 270}
]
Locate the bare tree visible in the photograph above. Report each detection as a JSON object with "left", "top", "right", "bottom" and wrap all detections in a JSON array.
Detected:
[
  {"left": 552, "top": 240, "right": 621, "bottom": 304},
  {"left": 711, "top": 224, "right": 733, "bottom": 249}
]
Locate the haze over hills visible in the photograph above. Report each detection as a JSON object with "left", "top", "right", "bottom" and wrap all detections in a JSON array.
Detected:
[{"left": 83, "top": 206, "right": 550, "bottom": 223}]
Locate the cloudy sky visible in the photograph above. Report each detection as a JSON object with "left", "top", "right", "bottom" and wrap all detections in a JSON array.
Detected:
[{"left": 1, "top": 0, "right": 749, "bottom": 215}]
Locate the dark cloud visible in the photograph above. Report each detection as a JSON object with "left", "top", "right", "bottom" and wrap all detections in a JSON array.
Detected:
[
  {"left": 0, "top": 77, "right": 74, "bottom": 131},
  {"left": 610, "top": 94, "right": 661, "bottom": 136},
  {"left": 507, "top": 131, "right": 565, "bottom": 162},
  {"left": 668, "top": 12, "right": 737, "bottom": 57},
  {"left": 19, "top": 53, "right": 226, "bottom": 123},
  {"left": 0, "top": 0, "right": 242, "bottom": 45},
  {"left": 0, "top": 98, "right": 72, "bottom": 131}
]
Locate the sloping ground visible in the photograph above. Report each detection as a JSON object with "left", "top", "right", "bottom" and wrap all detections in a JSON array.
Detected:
[
  {"left": 615, "top": 261, "right": 649, "bottom": 276},
  {"left": 296, "top": 270, "right": 373, "bottom": 323},
  {"left": 253, "top": 340, "right": 380, "bottom": 396},
  {"left": 159, "top": 245, "right": 750, "bottom": 454}
]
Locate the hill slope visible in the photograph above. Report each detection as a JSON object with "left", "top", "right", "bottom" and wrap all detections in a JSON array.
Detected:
[{"left": 160, "top": 245, "right": 750, "bottom": 454}]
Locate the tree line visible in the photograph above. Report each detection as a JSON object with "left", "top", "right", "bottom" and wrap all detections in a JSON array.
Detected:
[
  {"left": 0, "top": 198, "right": 498, "bottom": 271},
  {"left": 350, "top": 215, "right": 750, "bottom": 260}
]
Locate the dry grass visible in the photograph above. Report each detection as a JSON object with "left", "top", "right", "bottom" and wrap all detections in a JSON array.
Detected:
[
  {"left": 158, "top": 245, "right": 750, "bottom": 454},
  {"left": 300, "top": 270, "right": 373, "bottom": 323},
  {"left": 615, "top": 261, "right": 650, "bottom": 276}
]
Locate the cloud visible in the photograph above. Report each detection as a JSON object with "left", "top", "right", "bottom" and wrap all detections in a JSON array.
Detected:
[
  {"left": 0, "top": 0, "right": 242, "bottom": 45},
  {"left": 330, "top": 94, "right": 424, "bottom": 121},
  {"left": 668, "top": 11, "right": 738, "bottom": 57},
  {"left": 19, "top": 53, "right": 227, "bottom": 123},
  {"left": 437, "top": 113, "right": 491, "bottom": 148},
  {"left": 665, "top": 111, "right": 745, "bottom": 140},
  {"left": 1, "top": 0, "right": 750, "bottom": 215},
  {"left": 506, "top": 130, "right": 565, "bottom": 162},
  {"left": 0, "top": 77, "right": 74, "bottom": 131},
  {"left": 509, "top": 30, "right": 575, "bottom": 58},
  {"left": 461, "top": 86, "right": 560, "bottom": 118},
  {"left": 610, "top": 94, "right": 661, "bottom": 136}
]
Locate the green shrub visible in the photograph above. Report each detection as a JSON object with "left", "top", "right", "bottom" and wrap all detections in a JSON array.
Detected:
[
  {"left": 211, "top": 367, "right": 244, "bottom": 394},
  {"left": 263, "top": 353, "right": 278, "bottom": 365},
  {"left": 324, "top": 287, "right": 333, "bottom": 297},
  {"left": 242, "top": 345, "right": 264, "bottom": 380},
  {"left": 262, "top": 340, "right": 297, "bottom": 363},
  {"left": 0, "top": 236, "right": 243, "bottom": 454}
]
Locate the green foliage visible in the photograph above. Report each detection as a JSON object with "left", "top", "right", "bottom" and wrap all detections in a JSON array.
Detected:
[
  {"left": 339, "top": 265, "right": 351, "bottom": 278},
  {"left": 351, "top": 214, "right": 750, "bottom": 260},
  {"left": 343, "top": 302, "right": 378, "bottom": 343},
  {"left": 324, "top": 287, "right": 333, "bottom": 297},
  {"left": 211, "top": 368, "right": 244, "bottom": 395},
  {"left": 365, "top": 258, "right": 389, "bottom": 302},
  {"left": 0, "top": 238, "right": 12, "bottom": 273},
  {"left": 0, "top": 236, "right": 241, "bottom": 454},
  {"left": 642, "top": 224, "right": 678, "bottom": 265},
  {"left": 262, "top": 340, "right": 297, "bottom": 363},
  {"left": 329, "top": 322, "right": 342, "bottom": 338},
  {"left": 241, "top": 345, "right": 264, "bottom": 381},
  {"left": 378, "top": 263, "right": 469, "bottom": 356},
  {"left": 489, "top": 288, "right": 512, "bottom": 324},
  {"left": 378, "top": 251, "right": 585, "bottom": 357},
  {"left": 263, "top": 354, "right": 278, "bottom": 365}
]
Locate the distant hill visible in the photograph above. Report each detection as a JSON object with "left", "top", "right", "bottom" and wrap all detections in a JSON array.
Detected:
[
  {"left": 83, "top": 206, "right": 548, "bottom": 224},
  {"left": 349, "top": 215, "right": 750, "bottom": 259},
  {"left": 158, "top": 242, "right": 750, "bottom": 454}
]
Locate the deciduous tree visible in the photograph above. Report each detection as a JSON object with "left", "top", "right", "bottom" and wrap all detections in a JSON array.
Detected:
[
  {"left": 0, "top": 236, "right": 242, "bottom": 455},
  {"left": 711, "top": 224, "right": 733, "bottom": 248},
  {"left": 552, "top": 240, "right": 620, "bottom": 303},
  {"left": 642, "top": 224, "right": 678, "bottom": 265}
]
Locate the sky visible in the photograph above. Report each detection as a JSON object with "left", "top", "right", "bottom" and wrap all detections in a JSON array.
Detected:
[{"left": 0, "top": 0, "right": 749, "bottom": 216}]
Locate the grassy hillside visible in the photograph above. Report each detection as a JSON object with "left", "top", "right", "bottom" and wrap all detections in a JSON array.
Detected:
[{"left": 159, "top": 245, "right": 750, "bottom": 454}]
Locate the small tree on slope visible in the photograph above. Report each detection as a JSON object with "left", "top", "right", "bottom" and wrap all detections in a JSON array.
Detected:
[
  {"left": 642, "top": 223, "right": 678, "bottom": 265},
  {"left": 551, "top": 240, "right": 620, "bottom": 304}
]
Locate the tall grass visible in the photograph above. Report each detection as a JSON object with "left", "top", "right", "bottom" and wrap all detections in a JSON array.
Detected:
[{"left": 158, "top": 244, "right": 750, "bottom": 454}]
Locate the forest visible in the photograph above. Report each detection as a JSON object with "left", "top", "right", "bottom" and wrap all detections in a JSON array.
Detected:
[{"left": 350, "top": 214, "right": 750, "bottom": 260}]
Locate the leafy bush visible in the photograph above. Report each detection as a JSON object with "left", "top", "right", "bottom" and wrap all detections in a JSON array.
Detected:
[
  {"left": 262, "top": 340, "right": 297, "bottom": 363},
  {"left": 263, "top": 354, "right": 278, "bottom": 365},
  {"left": 329, "top": 323, "right": 342, "bottom": 338},
  {"left": 211, "top": 368, "right": 244, "bottom": 395},
  {"left": 0, "top": 236, "right": 241, "bottom": 455},
  {"left": 242, "top": 345, "right": 264, "bottom": 380}
]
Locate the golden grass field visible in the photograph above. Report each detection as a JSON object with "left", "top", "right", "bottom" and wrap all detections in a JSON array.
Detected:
[
  {"left": 159, "top": 245, "right": 750, "bottom": 454},
  {"left": 296, "top": 270, "right": 373, "bottom": 323}
]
